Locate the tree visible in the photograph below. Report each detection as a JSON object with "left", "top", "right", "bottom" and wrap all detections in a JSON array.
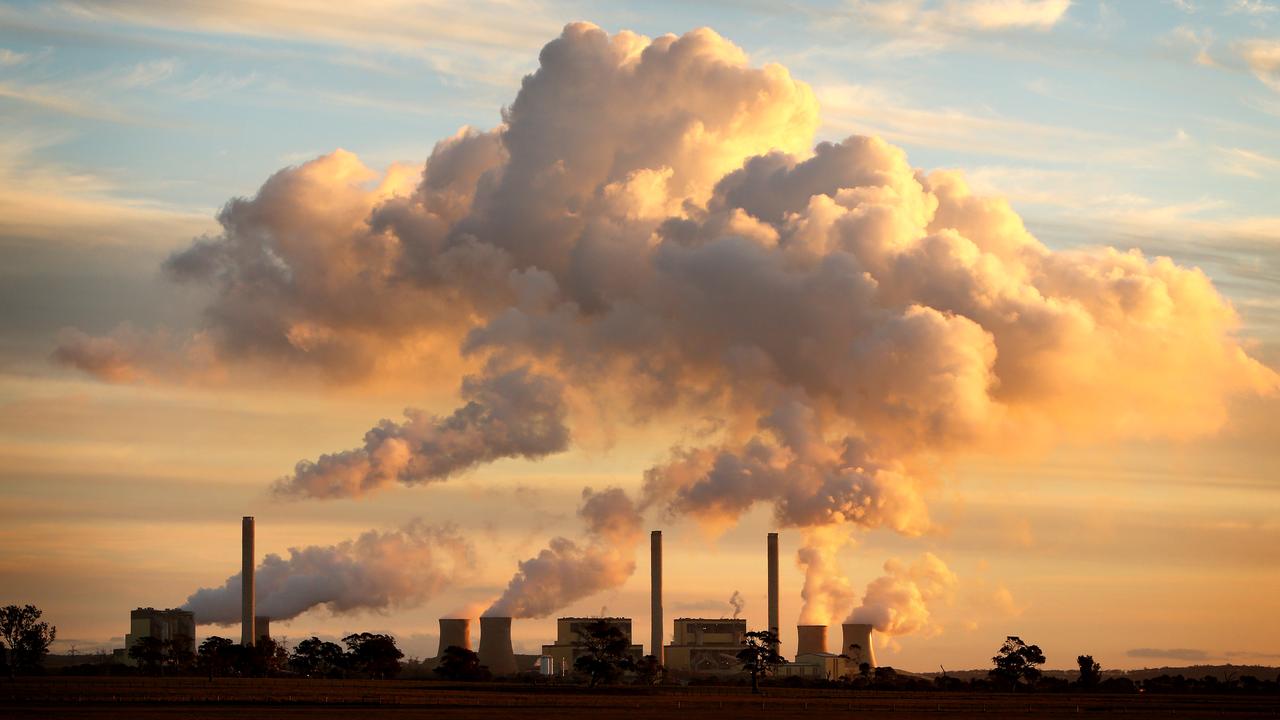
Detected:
[
  {"left": 572, "top": 619, "right": 636, "bottom": 688},
  {"left": 197, "top": 636, "right": 237, "bottom": 679},
  {"left": 166, "top": 634, "right": 196, "bottom": 672},
  {"left": 0, "top": 604, "right": 57, "bottom": 675},
  {"left": 990, "top": 636, "right": 1046, "bottom": 692},
  {"left": 342, "top": 633, "right": 403, "bottom": 679},
  {"left": 291, "top": 636, "right": 346, "bottom": 678},
  {"left": 128, "top": 636, "right": 166, "bottom": 675},
  {"left": 737, "top": 630, "right": 784, "bottom": 694},
  {"left": 1077, "top": 654, "right": 1102, "bottom": 689},
  {"left": 433, "top": 645, "right": 489, "bottom": 681},
  {"left": 633, "top": 654, "right": 662, "bottom": 685}
]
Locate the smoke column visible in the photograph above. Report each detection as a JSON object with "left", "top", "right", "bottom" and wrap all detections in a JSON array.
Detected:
[
  {"left": 485, "top": 487, "right": 641, "bottom": 618},
  {"left": 184, "top": 521, "right": 472, "bottom": 624}
]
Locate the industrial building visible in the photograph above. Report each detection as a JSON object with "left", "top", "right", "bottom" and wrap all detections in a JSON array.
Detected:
[
  {"left": 540, "top": 617, "right": 644, "bottom": 674},
  {"left": 122, "top": 608, "right": 195, "bottom": 664},
  {"left": 663, "top": 618, "right": 747, "bottom": 675}
]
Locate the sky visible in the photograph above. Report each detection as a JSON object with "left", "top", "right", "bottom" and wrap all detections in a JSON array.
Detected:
[{"left": 1, "top": 0, "right": 1278, "bottom": 672}]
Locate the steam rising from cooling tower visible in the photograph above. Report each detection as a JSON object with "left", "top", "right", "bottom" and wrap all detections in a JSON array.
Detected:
[
  {"left": 847, "top": 553, "right": 958, "bottom": 638},
  {"left": 485, "top": 487, "right": 641, "bottom": 619},
  {"left": 58, "top": 22, "right": 1279, "bottom": 623},
  {"left": 184, "top": 521, "right": 472, "bottom": 624}
]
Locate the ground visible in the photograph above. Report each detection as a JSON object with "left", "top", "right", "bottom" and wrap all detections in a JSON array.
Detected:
[{"left": 2, "top": 677, "right": 1277, "bottom": 719}]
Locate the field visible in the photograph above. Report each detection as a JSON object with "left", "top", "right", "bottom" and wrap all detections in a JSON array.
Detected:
[{"left": 3, "top": 678, "right": 1279, "bottom": 719}]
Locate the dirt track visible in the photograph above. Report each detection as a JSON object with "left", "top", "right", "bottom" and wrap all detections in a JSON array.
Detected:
[{"left": 3, "top": 677, "right": 1278, "bottom": 719}]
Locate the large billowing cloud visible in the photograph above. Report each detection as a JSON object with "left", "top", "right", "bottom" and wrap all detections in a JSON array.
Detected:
[
  {"left": 60, "top": 22, "right": 1277, "bottom": 624},
  {"left": 183, "top": 521, "right": 472, "bottom": 625}
]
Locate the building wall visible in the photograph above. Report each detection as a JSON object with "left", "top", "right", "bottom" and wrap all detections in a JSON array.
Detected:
[{"left": 664, "top": 618, "right": 747, "bottom": 675}]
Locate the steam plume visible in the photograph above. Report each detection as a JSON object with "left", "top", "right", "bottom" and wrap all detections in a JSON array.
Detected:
[
  {"left": 55, "top": 22, "right": 1278, "bottom": 619},
  {"left": 272, "top": 365, "right": 568, "bottom": 499},
  {"left": 183, "top": 521, "right": 472, "bottom": 624},
  {"left": 728, "top": 590, "right": 744, "bottom": 619},
  {"left": 847, "top": 552, "right": 958, "bottom": 638},
  {"left": 485, "top": 487, "right": 641, "bottom": 618}
]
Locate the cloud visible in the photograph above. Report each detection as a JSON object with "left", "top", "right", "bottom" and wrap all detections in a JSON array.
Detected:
[
  {"left": 1227, "top": 0, "right": 1278, "bottom": 16},
  {"left": 0, "top": 48, "right": 30, "bottom": 66},
  {"left": 1126, "top": 647, "right": 1212, "bottom": 661},
  {"left": 55, "top": 22, "right": 1278, "bottom": 617},
  {"left": 1239, "top": 39, "right": 1280, "bottom": 91},
  {"left": 849, "top": 0, "right": 1071, "bottom": 34},
  {"left": 182, "top": 520, "right": 473, "bottom": 624}
]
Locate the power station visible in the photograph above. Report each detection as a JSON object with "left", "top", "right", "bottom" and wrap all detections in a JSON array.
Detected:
[{"left": 124, "top": 517, "right": 879, "bottom": 679}]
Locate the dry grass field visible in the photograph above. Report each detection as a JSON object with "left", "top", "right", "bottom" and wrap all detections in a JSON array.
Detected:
[{"left": 3, "top": 678, "right": 1279, "bottom": 719}]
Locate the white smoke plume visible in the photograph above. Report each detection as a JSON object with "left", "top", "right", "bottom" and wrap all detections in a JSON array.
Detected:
[
  {"left": 728, "top": 590, "right": 745, "bottom": 619},
  {"left": 847, "top": 552, "right": 958, "bottom": 638},
  {"left": 183, "top": 521, "right": 472, "bottom": 624},
  {"left": 485, "top": 487, "right": 642, "bottom": 619},
  {"left": 56, "top": 23, "right": 1278, "bottom": 619},
  {"left": 272, "top": 364, "right": 569, "bottom": 499},
  {"left": 796, "top": 526, "right": 859, "bottom": 626}
]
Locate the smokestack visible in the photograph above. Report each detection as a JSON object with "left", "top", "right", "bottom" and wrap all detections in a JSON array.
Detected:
[
  {"left": 241, "top": 516, "right": 255, "bottom": 647},
  {"left": 438, "top": 618, "right": 471, "bottom": 657},
  {"left": 767, "top": 532, "right": 779, "bottom": 647},
  {"left": 797, "top": 624, "right": 827, "bottom": 656},
  {"left": 651, "top": 530, "right": 663, "bottom": 664},
  {"left": 842, "top": 623, "right": 877, "bottom": 668},
  {"left": 478, "top": 616, "right": 517, "bottom": 675}
]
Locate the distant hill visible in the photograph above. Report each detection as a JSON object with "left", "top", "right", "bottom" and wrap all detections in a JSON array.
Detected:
[{"left": 924, "top": 665, "right": 1280, "bottom": 682}]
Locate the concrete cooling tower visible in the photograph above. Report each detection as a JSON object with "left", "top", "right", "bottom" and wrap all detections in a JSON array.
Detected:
[
  {"left": 437, "top": 618, "right": 471, "bottom": 657},
  {"left": 478, "top": 616, "right": 517, "bottom": 675},
  {"left": 796, "top": 624, "right": 828, "bottom": 656},
  {"left": 842, "top": 622, "right": 877, "bottom": 667}
]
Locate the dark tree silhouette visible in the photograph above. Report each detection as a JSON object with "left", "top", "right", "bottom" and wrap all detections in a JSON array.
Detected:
[
  {"left": 0, "top": 604, "right": 57, "bottom": 676},
  {"left": 572, "top": 619, "right": 635, "bottom": 687},
  {"left": 633, "top": 654, "right": 662, "bottom": 685},
  {"left": 197, "top": 636, "right": 236, "bottom": 679},
  {"left": 128, "top": 636, "right": 166, "bottom": 675},
  {"left": 990, "top": 636, "right": 1046, "bottom": 691},
  {"left": 342, "top": 633, "right": 403, "bottom": 679},
  {"left": 291, "top": 636, "right": 346, "bottom": 678},
  {"left": 737, "top": 630, "right": 784, "bottom": 694},
  {"left": 433, "top": 645, "right": 489, "bottom": 681},
  {"left": 1077, "top": 654, "right": 1102, "bottom": 689}
]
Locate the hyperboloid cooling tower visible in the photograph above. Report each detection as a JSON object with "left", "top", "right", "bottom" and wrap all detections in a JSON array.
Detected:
[
  {"left": 478, "top": 616, "right": 518, "bottom": 675},
  {"left": 796, "top": 624, "right": 828, "bottom": 656},
  {"left": 842, "top": 623, "right": 877, "bottom": 667},
  {"left": 437, "top": 618, "right": 471, "bottom": 657}
]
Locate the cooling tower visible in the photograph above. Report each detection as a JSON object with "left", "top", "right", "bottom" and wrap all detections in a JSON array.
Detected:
[
  {"left": 241, "top": 516, "right": 255, "bottom": 647},
  {"left": 842, "top": 623, "right": 877, "bottom": 668},
  {"left": 651, "top": 530, "right": 663, "bottom": 664},
  {"left": 767, "top": 533, "right": 779, "bottom": 646},
  {"left": 797, "top": 624, "right": 828, "bottom": 656},
  {"left": 478, "top": 616, "right": 518, "bottom": 675},
  {"left": 438, "top": 618, "right": 471, "bottom": 656},
  {"left": 255, "top": 616, "right": 271, "bottom": 644}
]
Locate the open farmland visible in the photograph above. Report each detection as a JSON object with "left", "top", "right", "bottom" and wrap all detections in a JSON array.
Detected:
[{"left": 3, "top": 678, "right": 1278, "bottom": 719}]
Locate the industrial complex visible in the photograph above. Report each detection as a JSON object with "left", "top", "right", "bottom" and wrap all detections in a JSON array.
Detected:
[{"left": 119, "top": 519, "right": 879, "bottom": 679}]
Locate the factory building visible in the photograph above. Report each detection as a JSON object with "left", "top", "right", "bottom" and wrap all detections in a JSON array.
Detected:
[
  {"left": 540, "top": 617, "right": 644, "bottom": 674},
  {"left": 663, "top": 618, "right": 746, "bottom": 675},
  {"left": 122, "top": 608, "right": 195, "bottom": 665}
]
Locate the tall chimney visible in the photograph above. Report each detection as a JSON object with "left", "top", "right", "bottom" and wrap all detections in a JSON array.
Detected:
[
  {"left": 438, "top": 618, "right": 471, "bottom": 657},
  {"left": 241, "top": 516, "right": 255, "bottom": 647},
  {"left": 651, "top": 530, "right": 663, "bottom": 664},
  {"left": 841, "top": 623, "right": 877, "bottom": 668},
  {"left": 797, "top": 624, "right": 828, "bottom": 656},
  {"left": 478, "top": 616, "right": 517, "bottom": 675},
  {"left": 767, "top": 532, "right": 779, "bottom": 648}
]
